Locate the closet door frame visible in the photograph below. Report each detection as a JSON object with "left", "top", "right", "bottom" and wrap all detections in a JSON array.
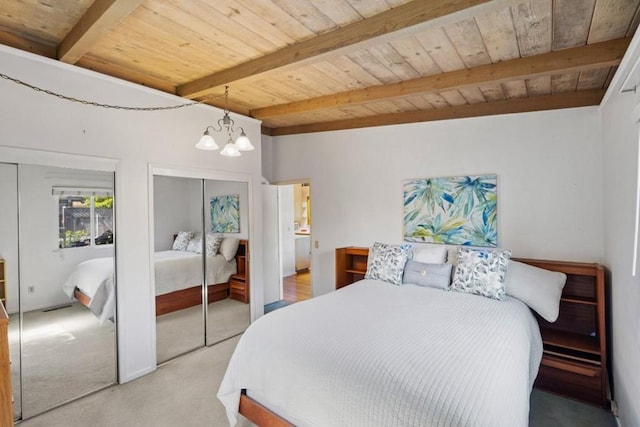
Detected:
[{"left": 147, "top": 164, "right": 254, "bottom": 355}]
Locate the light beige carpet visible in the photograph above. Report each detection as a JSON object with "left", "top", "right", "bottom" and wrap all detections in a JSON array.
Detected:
[{"left": 9, "top": 304, "right": 116, "bottom": 419}]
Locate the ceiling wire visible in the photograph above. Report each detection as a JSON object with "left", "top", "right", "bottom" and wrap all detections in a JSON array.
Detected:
[{"left": 0, "top": 71, "right": 219, "bottom": 111}]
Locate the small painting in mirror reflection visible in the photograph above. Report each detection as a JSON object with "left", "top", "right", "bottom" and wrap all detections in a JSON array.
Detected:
[{"left": 210, "top": 193, "right": 240, "bottom": 233}]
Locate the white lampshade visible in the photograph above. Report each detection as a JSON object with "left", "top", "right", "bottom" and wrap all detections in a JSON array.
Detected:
[
  {"left": 220, "top": 141, "right": 241, "bottom": 157},
  {"left": 235, "top": 132, "right": 254, "bottom": 151},
  {"left": 195, "top": 132, "right": 219, "bottom": 150}
]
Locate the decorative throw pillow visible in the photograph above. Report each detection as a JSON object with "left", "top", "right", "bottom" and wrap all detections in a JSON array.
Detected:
[
  {"left": 364, "top": 242, "right": 412, "bottom": 285},
  {"left": 186, "top": 233, "right": 203, "bottom": 253},
  {"left": 219, "top": 237, "right": 240, "bottom": 261},
  {"left": 412, "top": 245, "right": 448, "bottom": 264},
  {"left": 504, "top": 260, "right": 567, "bottom": 322},
  {"left": 451, "top": 247, "right": 512, "bottom": 300},
  {"left": 206, "top": 233, "right": 224, "bottom": 256},
  {"left": 172, "top": 231, "right": 194, "bottom": 251},
  {"left": 402, "top": 260, "right": 452, "bottom": 290}
]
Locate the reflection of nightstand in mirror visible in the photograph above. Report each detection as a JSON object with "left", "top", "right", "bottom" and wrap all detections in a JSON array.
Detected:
[
  {"left": 0, "top": 259, "right": 5, "bottom": 307},
  {"left": 230, "top": 240, "right": 249, "bottom": 303}
]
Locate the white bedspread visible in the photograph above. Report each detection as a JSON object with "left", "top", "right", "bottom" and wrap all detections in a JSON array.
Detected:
[
  {"left": 218, "top": 279, "right": 542, "bottom": 427},
  {"left": 62, "top": 257, "right": 115, "bottom": 325},
  {"left": 154, "top": 251, "right": 236, "bottom": 295},
  {"left": 62, "top": 251, "right": 236, "bottom": 323}
]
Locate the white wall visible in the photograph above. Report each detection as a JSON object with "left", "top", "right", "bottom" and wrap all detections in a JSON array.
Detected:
[
  {"left": 600, "top": 35, "right": 640, "bottom": 426},
  {"left": 153, "top": 176, "right": 201, "bottom": 251},
  {"left": 0, "top": 45, "right": 264, "bottom": 382},
  {"left": 267, "top": 107, "right": 604, "bottom": 298}
]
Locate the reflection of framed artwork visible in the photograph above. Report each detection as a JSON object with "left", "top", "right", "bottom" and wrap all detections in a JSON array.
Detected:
[
  {"left": 403, "top": 175, "right": 497, "bottom": 247},
  {"left": 210, "top": 194, "right": 240, "bottom": 233}
]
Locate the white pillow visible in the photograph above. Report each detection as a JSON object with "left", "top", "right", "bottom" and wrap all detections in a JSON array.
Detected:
[
  {"left": 504, "top": 261, "right": 567, "bottom": 323},
  {"left": 186, "top": 233, "right": 203, "bottom": 253},
  {"left": 412, "top": 245, "right": 447, "bottom": 264},
  {"left": 219, "top": 237, "right": 240, "bottom": 261}
]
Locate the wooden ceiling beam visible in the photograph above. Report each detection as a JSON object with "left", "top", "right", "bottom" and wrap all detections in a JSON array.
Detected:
[
  {"left": 268, "top": 89, "right": 605, "bottom": 136},
  {"left": 177, "top": 0, "right": 493, "bottom": 99},
  {"left": 253, "top": 37, "right": 630, "bottom": 120},
  {"left": 57, "top": 0, "right": 144, "bottom": 64},
  {"left": 0, "top": 30, "right": 56, "bottom": 58}
]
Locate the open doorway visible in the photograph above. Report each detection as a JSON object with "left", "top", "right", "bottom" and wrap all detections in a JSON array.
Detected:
[{"left": 263, "top": 180, "right": 312, "bottom": 313}]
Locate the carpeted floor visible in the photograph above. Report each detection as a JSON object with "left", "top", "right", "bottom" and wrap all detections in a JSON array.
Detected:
[
  {"left": 16, "top": 332, "right": 617, "bottom": 427},
  {"left": 156, "top": 298, "right": 250, "bottom": 363},
  {"left": 9, "top": 303, "right": 117, "bottom": 419},
  {"left": 9, "top": 297, "right": 250, "bottom": 421}
]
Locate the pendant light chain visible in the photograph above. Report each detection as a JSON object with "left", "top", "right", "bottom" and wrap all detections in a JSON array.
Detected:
[{"left": 0, "top": 71, "right": 222, "bottom": 111}]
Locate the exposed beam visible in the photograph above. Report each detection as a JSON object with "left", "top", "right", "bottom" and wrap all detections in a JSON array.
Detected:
[
  {"left": 253, "top": 37, "right": 629, "bottom": 120},
  {"left": 58, "top": 0, "right": 144, "bottom": 64},
  {"left": 177, "top": 0, "right": 493, "bottom": 99},
  {"left": 268, "top": 90, "right": 605, "bottom": 136},
  {"left": 0, "top": 30, "right": 55, "bottom": 58}
]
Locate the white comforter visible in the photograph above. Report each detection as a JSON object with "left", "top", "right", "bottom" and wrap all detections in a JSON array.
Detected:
[
  {"left": 154, "top": 250, "right": 237, "bottom": 295},
  {"left": 62, "top": 251, "right": 237, "bottom": 323},
  {"left": 218, "top": 279, "right": 542, "bottom": 427}
]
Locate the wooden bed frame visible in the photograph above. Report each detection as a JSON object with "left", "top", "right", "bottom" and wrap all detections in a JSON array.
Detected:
[
  {"left": 74, "top": 282, "right": 230, "bottom": 316},
  {"left": 237, "top": 249, "right": 608, "bottom": 425}
]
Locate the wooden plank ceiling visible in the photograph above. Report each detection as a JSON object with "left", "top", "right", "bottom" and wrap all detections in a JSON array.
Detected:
[{"left": 0, "top": 0, "right": 638, "bottom": 136}]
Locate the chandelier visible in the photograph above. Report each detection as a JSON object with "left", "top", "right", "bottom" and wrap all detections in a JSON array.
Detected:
[{"left": 195, "top": 86, "right": 254, "bottom": 156}]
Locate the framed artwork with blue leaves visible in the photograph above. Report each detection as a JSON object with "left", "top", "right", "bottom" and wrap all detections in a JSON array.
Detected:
[
  {"left": 403, "top": 174, "right": 497, "bottom": 247},
  {"left": 210, "top": 193, "right": 240, "bottom": 233}
]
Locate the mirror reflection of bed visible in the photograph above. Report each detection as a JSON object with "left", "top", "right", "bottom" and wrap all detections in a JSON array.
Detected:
[{"left": 152, "top": 175, "right": 250, "bottom": 364}]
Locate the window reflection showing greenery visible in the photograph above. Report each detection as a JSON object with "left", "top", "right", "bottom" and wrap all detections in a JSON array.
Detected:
[{"left": 58, "top": 195, "right": 113, "bottom": 248}]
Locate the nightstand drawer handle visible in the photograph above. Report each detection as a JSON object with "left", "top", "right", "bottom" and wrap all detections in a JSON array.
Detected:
[{"left": 542, "top": 358, "right": 598, "bottom": 377}]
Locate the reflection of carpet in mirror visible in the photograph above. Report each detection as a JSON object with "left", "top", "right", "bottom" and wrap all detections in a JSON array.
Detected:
[
  {"left": 156, "top": 298, "right": 250, "bottom": 364},
  {"left": 10, "top": 303, "right": 116, "bottom": 419}
]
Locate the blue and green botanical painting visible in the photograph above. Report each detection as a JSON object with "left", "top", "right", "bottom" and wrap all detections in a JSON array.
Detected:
[
  {"left": 210, "top": 194, "right": 240, "bottom": 233},
  {"left": 403, "top": 175, "right": 497, "bottom": 247}
]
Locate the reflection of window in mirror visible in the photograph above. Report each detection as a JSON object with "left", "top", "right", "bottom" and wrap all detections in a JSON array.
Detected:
[{"left": 53, "top": 187, "right": 114, "bottom": 249}]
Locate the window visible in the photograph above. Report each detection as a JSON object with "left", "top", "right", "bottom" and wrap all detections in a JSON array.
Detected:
[{"left": 54, "top": 188, "right": 113, "bottom": 249}]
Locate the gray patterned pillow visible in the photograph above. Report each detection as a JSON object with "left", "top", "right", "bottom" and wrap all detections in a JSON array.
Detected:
[
  {"left": 206, "top": 233, "right": 224, "bottom": 256},
  {"left": 172, "top": 231, "right": 194, "bottom": 251},
  {"left": 451, "top": 247, "right": 511, "bottom": 300},
  {"left": 364, "top": 242, "right": 412, "bottom": 285}
]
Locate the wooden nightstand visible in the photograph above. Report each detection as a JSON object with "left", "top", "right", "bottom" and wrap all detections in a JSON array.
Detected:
[
  {"left": 230, "top": 240, "right": 249, "bottom": 303},
  {"left": 517, "top": 259, "right": 609, "bottom": 408}
]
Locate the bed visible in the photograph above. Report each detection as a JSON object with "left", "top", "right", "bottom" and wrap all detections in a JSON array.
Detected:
[
  {"left": 62, "top": 249, "right": 239, "bottom": 323},
  {"left": 218, "top": 246, "right": 574, "bottom": 427}
]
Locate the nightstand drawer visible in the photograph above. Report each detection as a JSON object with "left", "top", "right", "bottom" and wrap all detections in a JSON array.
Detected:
[
  {"left": 536, "top": 356, "right": 603, "bottom": 406},
  {"left": 230, "top": 279, "right": 249, "bottom": 303}
]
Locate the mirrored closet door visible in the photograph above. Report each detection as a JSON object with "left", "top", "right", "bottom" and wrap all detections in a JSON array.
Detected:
[
  {"left": 153, "top": 174, "right": 251, "bottom": 363},
  {"left": 0, "top": 163, "right": 118, "bottom": 421},
  {"left": 204, "top": 179, "right": 250, "bottom": 346},
  {"left": 154, "top": 175, "right": 205, "bottom": 363}
]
